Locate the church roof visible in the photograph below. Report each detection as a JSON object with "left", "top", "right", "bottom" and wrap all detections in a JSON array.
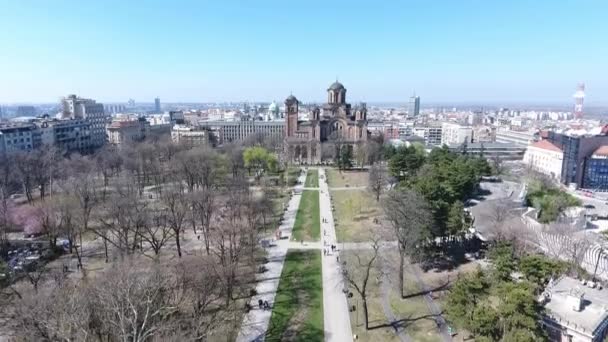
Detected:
[
  {"left": 328, "top": 81, "right": 345, "bottom": 91},
  {"left": 285, "top": 94, "right": 298, "bottom": 104}
]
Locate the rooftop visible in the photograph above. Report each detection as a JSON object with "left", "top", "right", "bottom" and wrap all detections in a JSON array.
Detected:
[
  {"left": 543, "top": 276, "right": 608, "bottom": 336},
  {"left": 328, "top": 81, "right": 345, "bottom": 91},
  {"left": 285, "top": 94, "right": 298, "bottom": 104},
  {"left": 530, "top": 140, "right": 563, "bottom": 153}
]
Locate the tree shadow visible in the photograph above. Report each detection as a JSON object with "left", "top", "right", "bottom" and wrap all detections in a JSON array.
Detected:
[
  {"left": 401, "top": 279, "right": 451, "bottom": 299},
  {"left": 368, "top": 313, "right": 443, "bottom": 331}
]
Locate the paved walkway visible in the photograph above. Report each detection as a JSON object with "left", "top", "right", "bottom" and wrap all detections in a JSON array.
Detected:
[
  {"left": 236, "top": 170, "right": 307, "bottom": 342},
  {"left": 409, "top": 265, "right": 452, "bottom": 342},
  {"left": 380, "top": 257, "right": 412, "bottom": 342},
  {"left": 319, "top": 168, "right": 354, "bottom": 342}
]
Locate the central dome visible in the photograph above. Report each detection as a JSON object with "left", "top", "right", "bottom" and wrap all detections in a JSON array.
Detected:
[
  {"left": 328, "top": 81, "right": 345, "bottom": 91},
  {"left": 285, "top": 94, "right": 298, "bottom": 104}
]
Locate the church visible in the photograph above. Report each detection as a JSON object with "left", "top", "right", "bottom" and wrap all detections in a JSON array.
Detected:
[{"left": 284, "top": 81, "right": 369, "bottom": 164}]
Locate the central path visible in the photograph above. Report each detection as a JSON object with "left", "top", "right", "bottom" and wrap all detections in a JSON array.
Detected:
[
  {"left": 319, "top": 168, "right": 354, "bottom": 342},
  {"left": 236, "top": 170, "right": 307, "bottom": 342}
]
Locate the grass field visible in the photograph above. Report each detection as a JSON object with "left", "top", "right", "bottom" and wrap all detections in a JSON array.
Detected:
[
  {"left": 343, "top": 249, "right": 447, "bottom": 342},
  {"left": 266, "top": 250, "right": 324, "bottom": 342},
  {"left": 326, "top": 169, "right": 369, "bottom": 188},
  {"left": 344, "top": 250, "right": 400, "bottom": 342},
  {"left": 331, "top": 189, "right": 383, "bottom": 242},
  {"left": 305, "top": 169, "right": 319, "bottom": 188},
  {"left": 291, "top": 190, "right": 320, "bottom": 241}
]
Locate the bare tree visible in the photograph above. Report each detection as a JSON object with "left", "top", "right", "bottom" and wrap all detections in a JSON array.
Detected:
[
  {"left": 137, "top": 209, "right": 175, "bottom": 257},
  {"left": 355, "top": 141, "right": 368, "bottom": 169},
  {"left": 491, "top": 155, "right": 506, "bottom": 176},
  {"left": 368, "top": 164, "right": 388, "bottom": 201},
  {"left": 546, "top": 222, "right": 593, "bottom": 270},
  {"left": 174, "top": 256, "right": 228, "bottom": 340},
  {"left": 93, "top": 263, "right": 181, "bottom": 341},
  {"left": 61, "top": 155, "right": 100, "bottom": 260},
  {"left": 190, "top": 189, "right": 216, "bottom": 255},
  {"left": 96, "top": 177, "right": 148, "bottom": 259},
  {"left": 36, "top": 201, "right": 61, "bottom": 248},
  {"left": 383, "top": 189, "right": 432, "bottom": 298},
  {"left": 342, "top": 238, "right": 383, "bottom": 330},
  {"left": 55, "top": 195, "right": 84, "bottom": 269},
  {"left": 162, "top": 189, "right": 189, "bottom": 258},
  {"left": 366, "top": 140, "right": 383, "bottom": 165}
]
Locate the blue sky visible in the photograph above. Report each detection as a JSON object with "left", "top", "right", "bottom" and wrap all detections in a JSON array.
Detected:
[{"left": 0, "top": 0, "right": 607, "bottom": 104}]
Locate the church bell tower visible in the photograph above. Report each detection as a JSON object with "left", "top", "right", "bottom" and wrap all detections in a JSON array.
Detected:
[{"left": 285, "top": 94, "right": 298, "bottom": 137}]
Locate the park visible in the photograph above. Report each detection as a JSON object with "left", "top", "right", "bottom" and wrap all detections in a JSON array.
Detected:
[{"left": 0, "top": 139, "right": 598, "bottom": 342}]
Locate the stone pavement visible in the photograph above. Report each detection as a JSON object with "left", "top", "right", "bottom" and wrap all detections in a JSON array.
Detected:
[
  {"left": 236, "top": 170, "right": 306, "bottom": 342},
  {"left": 319, "top": 168, "right": 354, "bottom": 342}
]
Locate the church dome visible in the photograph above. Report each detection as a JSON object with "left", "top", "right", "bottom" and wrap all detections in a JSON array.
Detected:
[
  {"left": 328, "top": 81, "right": 345, "bottom": 91},
  {"left": 285, "top": 94, "right": 298, "bottom": 104},
  {"left": 268, "top": 101, "right": 279, "bottom": 113}
]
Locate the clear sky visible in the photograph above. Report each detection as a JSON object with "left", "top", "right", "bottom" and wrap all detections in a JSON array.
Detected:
[{"left": 1, "top": 0, "right": 607, "bottom": 104}]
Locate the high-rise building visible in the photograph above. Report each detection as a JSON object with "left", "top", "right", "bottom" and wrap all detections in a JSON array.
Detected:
[
  {"left": 573, "top": 83, "right": 585, "bottom": 119},
  {"left": 154, "top": 97, "right": 161, "bottom": 113},
  {"left": 16, "top": 106, "right": 36, "bottom": 117},
  {"left": 408, "top": 94, "right": 420, "bottom": 117},
  {"left": 61, "top": 94, "right": 107, "bottom": 147},
  {"left": 546, "top": 129, "right": 608, "bottom": 189}
]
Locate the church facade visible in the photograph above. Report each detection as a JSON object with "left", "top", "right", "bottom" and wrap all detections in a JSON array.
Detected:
[{"left": 283, "top": 81, "right": 368, "bottom": 164}]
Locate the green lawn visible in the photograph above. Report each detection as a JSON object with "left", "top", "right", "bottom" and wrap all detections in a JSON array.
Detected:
[
  {"left": 291, "top": 190, "right": 320, "bottom": 241},
  {"left": 305, "top": 169, "right": 319, "bottom": 188},
  {"left": 266, "top": 250, "right": 324, "bottom": 342},
  {"left": 332, "top": 189, "right": 383, "bottom": 242},
  {"left": 326, "top": 168, "right": 369, "bottom": 188}
]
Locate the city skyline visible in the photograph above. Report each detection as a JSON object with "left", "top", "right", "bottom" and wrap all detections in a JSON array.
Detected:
[{"left": 1, "top": 0, "right": 607, "bottom": 104}]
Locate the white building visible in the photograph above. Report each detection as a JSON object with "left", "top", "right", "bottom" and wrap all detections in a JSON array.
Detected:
[
  {"left": 441, "top": 122, "right": 472, "bottom": 146},
  {"left": 413, "top": 126, "right": 442, "bottom": 146},
  {"left": 542, "top": 276, "right": 608, "bottom": 342},
  {"left": 61, "top": 94, "right": 108, "bottom": 147},
  {"left": 171, "top": 124, "right": 208, "bottom": 147},
  {"left": 106, "top": 118, "right": 149, "bottom": 147},
  {"left": 523, "top": 140, "right": 563, "bottom": 180}
]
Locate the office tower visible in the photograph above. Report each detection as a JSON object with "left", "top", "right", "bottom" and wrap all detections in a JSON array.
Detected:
[
  {"left": 61, "top": 94, "right": 107, "bottom": 147},
  {"left": 16, "top": 105, "right": 36, "bottom": 116},
  {"left": 408, "top": 93, "right": 420, "bottom": 117},
  {"left": 154, "top": 97, "right": 161, "bottom": 113},
  {"left": 573, "top": 83, "right": 585, "bottom": 119}
]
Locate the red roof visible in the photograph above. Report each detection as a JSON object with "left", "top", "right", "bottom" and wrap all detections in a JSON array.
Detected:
[
  {"left": 530, "top": 140, "right": 562, "bottom": 153},
  {"left": 593, "top": 145, "right": 608, "bottom": 156}
]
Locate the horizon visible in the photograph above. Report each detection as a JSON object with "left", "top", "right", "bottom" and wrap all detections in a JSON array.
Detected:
[{"left": 1, "top": 0, "right": 607, "bottom": 104}]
